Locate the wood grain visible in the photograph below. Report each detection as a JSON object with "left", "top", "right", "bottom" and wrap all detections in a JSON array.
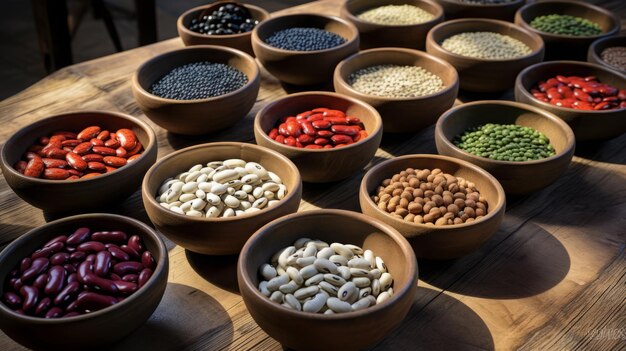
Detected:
[{"left": 1, "top": 0, "right": 625, "bottom": 350}]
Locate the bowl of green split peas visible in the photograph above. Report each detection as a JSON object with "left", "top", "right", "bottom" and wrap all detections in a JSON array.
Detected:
[{"left": 435, "top": 100, "right": 575, "bottom": 195}]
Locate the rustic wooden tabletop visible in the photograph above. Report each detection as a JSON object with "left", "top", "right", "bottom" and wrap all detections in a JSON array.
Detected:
[{"left": 1, "top": 0, "right": 625, "bottom": 350}]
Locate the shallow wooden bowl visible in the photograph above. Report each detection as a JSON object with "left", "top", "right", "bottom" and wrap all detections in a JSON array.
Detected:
[
  {"left": 426, "top": 18, "right": 544, "bottom": 92},
  {"left": 360, "top": 154, "right": 506, "bottom": 259},
  {"left": 0, "top": 214, "right": 169, "bottom": 351},
  {"left": 515, "top": 61, "right": 626, "bottom": 141},
  {"left": 334, "top": 48, "right": 459, "bottom": 133},
  {"left": 237, "top": 209, "right": 418, "bottom": 351},
  {"left": 132, "top": 45, "right": 260, "bottom": 135},
  {"left": 514, "top": 0, "right": 620, "bottom": 61},
  {"left": 251, "top": 13, "right": 359, "bottom": 85},
  {"left": 0, "top": 111, "right": 157, "bottom": 213},
  {"left": 434, "top": 0, "right": 526, "bottom": 21},
  {"left": 254, "top": 91, "right": 383, "bottom": 183},
  {"left": 142, "top": 142, "right": 302, "bottom": 255},
  {"left": 588, "top": 35, "right": 626, "bottom": 72},
  {"left": 177, "top": 3, "right": 270, "bottom": 56},
  {"left": 340, "top": 0, "right": 444, "bottom": 50},
  {"left": 435, "top": 100, "right": 575, "bottom": 195}
]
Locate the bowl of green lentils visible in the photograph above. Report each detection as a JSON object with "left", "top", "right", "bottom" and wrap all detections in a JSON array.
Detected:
[
  {"left": 514, "top": 0, "right": 620, "bottom": 61},
  {"left": 340, "top": 0, "right": 444, "bottom": 50},
  {"left": 426, "top": 18, "right": 544, "bottom": 92},
  {"left": 435, "top": 100, "right": 575, "bottom": 195},
  {"left": 334, "top": 47, "right": 459, "bottom": 133}
]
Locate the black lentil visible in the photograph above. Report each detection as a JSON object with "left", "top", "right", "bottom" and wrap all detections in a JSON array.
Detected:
[
  {"left": 188, "top": 3, "right": 259, "bottom": 35},
  {"left": 149, "top": 62, "right": 248, "bottom": 100},
  {"left": 264, "top": 27, "right": 346, "bottom": 51}
]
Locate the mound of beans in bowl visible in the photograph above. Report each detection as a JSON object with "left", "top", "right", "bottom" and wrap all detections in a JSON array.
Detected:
[
  {"left": 268, "top": 108, "right": 368, "bottom": 149},
  {"left": 1, "top": 227, "right": 155, "bottom": 318},
  {"left": 258, "top": 238, "right": 394, "bottom": 313},
  {"left": 530, "top": 75, "right": 626, "bottom": 110},
  {"left": 14, "top": 126, "right": 143, "bottom": 180},
  {"left": 371, "top": 168, "right": 488, "bottom": 225}
]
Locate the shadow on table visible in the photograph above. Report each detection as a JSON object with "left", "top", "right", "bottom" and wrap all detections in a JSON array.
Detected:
[
  {"left": 0, "top": 222, "right": 37, "bottom": 244},
  {"left": 186, "top": 250, "right": 241, "bottom": 294},
  {"left": 164, "top": 114, "right": 257, "bottom": 151},
  {"left": 457, "top": 89, "right": 513, "bottom": 103},
  {"left": 419, "top": 222, "right": 570, "bottom": 299},
  {"left": 279, "top": 80, "right": 334, "bottom": 94},
  {"left": 371, "top": 287, "right": 494, "bottom": 350},
  {"left": 112, "top": 282, "right": 234, "bottom": 350},
  {"left": 574, "top": 134, "right": 626, "bottom": 165},
  {"left": 378, "top": 125, "right": 437, "bottom": 157}
]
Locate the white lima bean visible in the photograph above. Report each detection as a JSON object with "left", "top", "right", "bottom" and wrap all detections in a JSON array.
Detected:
[
  {"left": 349, "top": 64, "right": 444, "bottom": 98},
  {"left": 156, "top": 159, "right": 287, "bottom": 218},
  {"left": 257, "top": 238, "right": 394, "bottom": 314},
  {"left": 441, "top": 31, "right": 532, "bottom": 60}
]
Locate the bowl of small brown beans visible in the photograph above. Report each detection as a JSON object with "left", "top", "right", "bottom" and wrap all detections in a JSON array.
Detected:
[
  {"left": 588, "top": 35, "right": 626, "bottom": 73},
  {"left": 0, "top": 213, "right": 168, "bottom": 350},
  {"left": 360, "top": 154, "right": 506, "bottom": 259},
  {"left": 0, "top": 111, "right": 157, "bottom": 213},
  {"left": 515, "top": 61, "right": 626, "bottom": 141}
]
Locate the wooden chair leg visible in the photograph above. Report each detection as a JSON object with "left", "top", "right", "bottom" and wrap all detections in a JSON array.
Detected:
[
  {"left": 31, "top": 0, "right": 72, "bottom": 73},
  {"left": 92, "top": 0, "right": 123, "bottom": 52},
  {"left": 135, "top": 0, "right": 157, "bottom": 46}
]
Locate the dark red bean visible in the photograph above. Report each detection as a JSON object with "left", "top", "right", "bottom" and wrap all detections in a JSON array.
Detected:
[
  {"left": 11, "top": 278, "right": 24, "bottom": 291},
  {"left": 76, "top": 292, "right": 117, "bottom": 312},
  {"left": 138, "top": 268, "right": 153, "bottom": 288},
  {"left": 3, "top": 292, "right": 22, "bottom": 309},
  {"left": 53, "top": 281, "right": 80, "bottom": 306},
  {"left": 20, "top": 286, "right": 39, "bottom": 311},
  {"left": 45, "top": 307, "right": 64, "bottom": 318},
  {"left": 108, "top": 246, "right": 130, "bottom": 261},
  {"left": 66, "top": 227, "right": 90, "bottom": 246},
  {"left": 21, "top": 257, "right": 49, "bottom": 282},
  {"left": 127, "top": 235, "right": 143, "bottom": 253},
  {"left": 44, "top": 235, "right": 67, "bottom": 248},
  {"left": 63, "top": 263, "right": 76, "bottom": 274},
  {"left": 31, "top": 246, "right": 54, "bottom": 259},
  {"left": 45, "top": 266, "right": 66, "bottom": 295},
  {"left": 83, "top": 274, "right": 118, "bottom": 294},
  {"left": 50, "top": 252, "right": 70, "bottom": 265},
  {"left": 91, "top": 231, "right": 128, "bottom": 243},
  {"left": 113, "top": 261, "right": 143, "bottom": 276},
  {"left": 141, "top": 251, "right": 156, "bottom": 270},
  {"left": 86, "top": 254, "right": 96, "bottom": 262},
  {"left": 109, "top": 273, "right": 122, "bottom": 281},
  {"left": 311, "top": 120, "right": 331, "bottom": 129},
  {"left": 94, "top": 251, "right": 112, "bottom": 277},
  {"left": 34, "top": 273, "right": 49, "bottom": 289},
  {"left": 331, "top": 125, "right": 360, "bottom": 136},
  {"left": 113, "top": 280, "right": 138, "bottom": 294},
  {"left": 286, "top": 122, "right": 301, "bottom": 137},
  {"left": 20, "top": 257, "right": 32, "bottom": 273},
  {"left": 77, "top": 260, "right": 94, "bottom": 284},
  {"left": 67, "top": 273, "right": 78, "bottom": 284},
  {"left": 77, "top": 241, "right": 106, "bottom": 253},
  {"left": 70, "top": 251, "right": 87, "bottom": 263},
  {"left": 331, "top": 134, "right": 353, "bottom": 145},
  {"left": 35, "top": 297, "right": 52, "bottom": 316},
  {"left": 122, "top": 274, "right": 138, "bottom": 283}
]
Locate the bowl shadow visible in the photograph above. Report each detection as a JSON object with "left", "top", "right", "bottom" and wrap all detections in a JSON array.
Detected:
[
  {"left": 457, "top": 88, "right": 514, "bottom": 103},
  {"left": 378, "top": 125, "right": 437, "bottom": 157},
  {"left": 574, "top": 134, "right": 626, "bottom": 165},
  {"left": 111, "top": 282, "right": 234, "bottom": 350},
  {"left": 185, "top": 250, "right": 241, "bottom": 294}
]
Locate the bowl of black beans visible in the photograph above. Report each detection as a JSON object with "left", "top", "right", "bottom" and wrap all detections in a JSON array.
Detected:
[
  {"left": 132, "top": 45, "right": 260, "bottom": 136},
  {"left": 177, "top": 2, "right": 270, "bottom": 56},
  {"left": 252, "top": 13, "right": 360, "bottom": 86}
]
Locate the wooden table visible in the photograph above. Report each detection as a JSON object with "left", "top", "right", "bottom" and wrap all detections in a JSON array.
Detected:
[{"left": 1, "top": 1, "right": 625, "bottom": 349}]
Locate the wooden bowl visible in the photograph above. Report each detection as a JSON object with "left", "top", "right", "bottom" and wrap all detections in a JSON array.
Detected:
[
  {"left": 588, "top": 35, "right": 626, "bottom": 72},
  {"left": 131, "top": 45, "right": 260, "bottom": 135},
  {"left": 254, "top": 92, "right": 383, "bottom": 183},
  {"left": 0, "top": 213, "right": 169, "bottom": 351},
  {"left": 426, "top": 18, "right": 544, "bottom": 92},
  {"left": 435, "top": 100, "right": 575, "bottom": 195},
  {"left": 360, "top": 154, "right": 506, "bottom": 259},
  {"left": 514, "top": 0, "right": 620, "bottom": 61},
  {"left": 177, "top": 3, "right": 270, "bottom": 56},
  {"left": 434, "top": 0, "right": 526, "bottom": 21},
  {"left": 142, "top": 142, "right": 302, "bottom": 255},
  {"left": 334, "top": 48, "right": 459, "bottom": 133},
  {"left": 237, "top": 209, "right": 418, "bottom": 351},
  {"left": 515, "top": 61, "right": 626, "bottom": 141},
  {"left": 0, "top": 111, "right": 157, "bottom": 213},
  {"left": 251, "top": 13, "right": 359, "bottom": 85},
  {"left": 340, "top": 0, "right": 444, "bottom": 50}
]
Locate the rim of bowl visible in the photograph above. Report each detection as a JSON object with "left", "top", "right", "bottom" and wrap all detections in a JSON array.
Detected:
[
  {"left": 334, "top": 47, "right": 459, "bottom": 102},
  {"left": 360, "top": 153, "right": 506, "bottom": 230},
  {"left": 435, "top": 100, "right": 576, "bottom": 166},
  {"left": 251, "top": 13, "right": 360, "bottom": 55},
  {"left": 0, "top": 213, "right": 167, "bottom": 322},
  {"left": 342, "top": 0, "right": 444, "bottom": 29},
  {"left": 238, "top": 209, "right": 418, "bottom": 320},
  {"left": 177, "top": 3, "right": 270, "bottom": 40},
  {"left": 427, "top": 18, "right": 544, "bottom": 63},
  {"left": 516, "top": 0, "right": 621, "bottom": 40},
  {"left": 588, "top": 35, "right": 626, "bottom": 69},
  {"left": 142, "top": 142, "right": 302, "bottom": 222},
  {"left": 516, "top": 60, "right": 626, "bottom": 114},
  {"left": 132, "top": 45, "right": 260, "bottom": 104},
  {"left": 254, "top": 91, "right": 383, "bottom": 153},
  {"left": 439, "top": 0, "right": 525, "bottom": 8},
  {"left": 0, "top": 110, "right": 157, "bottom": 184}
]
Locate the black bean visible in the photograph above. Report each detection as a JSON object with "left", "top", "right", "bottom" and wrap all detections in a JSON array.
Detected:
[{"left": 264, "top": 27, "right": 346, "bottom": 51}]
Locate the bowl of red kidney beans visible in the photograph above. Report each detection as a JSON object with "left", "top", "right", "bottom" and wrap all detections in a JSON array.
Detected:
[
  {"left": 0, "top": 213, "right": 169, "bottom": 351},
  {"left": 515, "top": 61, "right": 626, "bottom": 141}
]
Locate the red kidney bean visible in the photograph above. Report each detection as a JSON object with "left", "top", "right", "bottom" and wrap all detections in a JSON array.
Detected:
[
  {"left": 73, "top": 142, "right": 92, "bottom": 155},
  {"left": 45, "top": 307, "right": 64, "bottom": 318},
  {"left": 66, "top": 273, "right": 78, "bottom": 284},
  {"left": 138, "top": 268, "right": 153, "bottom": 288},
  {"left": 43, "top": 168, "right": 70, "bottom": 180},
  {"left": 86, "top": 253, "right": 96, "bottom": 262},
  {"left": 66, "top": 152, "right": 88, "bottom": 171},
  {"left": 317, "top": 130, "right": 334, "bottom": 138},
  {"left": 69, "top": 251, "right": 86, "bottom": 264},
  {"left": 77, "top": 261, "right": 94, "bottom": 284},
  {"left": 67, "top": 227, "right": 91, "bottom": 246},
  {"left": 308, "top": 113, "right": 324, "bottom": 122},
  {"left": 53, "top": 281, "right": 80, "bottom": 306},
  {"left": 113, "top": 281, "right": 138, "bottom": 294},
  {"left": 96, "top": 130, "right": 110, "bottom": 140},
  {"left": 76, "top": 292, "right": 117, "bottom": 311},
  {"left": 297, "top": 134, "right": 314, "bottom": 145},
  {"left": 126, "top": 141, "right": 143, "bottom": 157},
  {"left": 127, "top": 154, "right": 142, "bottom": 162},
  {"left": 531, "top": 76, "right": 625, "bottom": 111},
  {"left": 94, "top": 251, "right": 112, "bottom": 277},
  {"left": 14, "top": 160, "right": 28, "bottom": 173},
  {"left": 103, "top": 156, "right": 127, "bottom": 167},
  {"left": 141, "top": 251, "right": 156, "bottom": 270},
  {"left": 45, "top": 147, "right": 68, "bottom": 159},
  {"left": 45, "top": 266, "right": 66, "bottom": 295},
  {"left": 275, "top": 135, "right": 285, "bottom": 144},
  {"left": 104, "top": 139, "right": 120, "bottom": 148},
  {"left": 116, "top": 129, "right": 137, "bottom": 150},
  {"left": 11, "top": 278, "right": 24, "bottom": 291},
  {"left": 20, "top": 286, "right": 39, "bottom": 311},
  {"left": 108, "top": 246, "right": 130, "bottom": 261},
  {"left": 92, "top": 231, "right": 127, "bottom": 243},
  {"left": 331, "top": 134, "right": 353, "bottom": 145},
  {"left": 3, "top": 292, "right": 22, "bottom": 309},
  {"left": 113, "top": 261, "right": 143, "bottom": 276},
  {"left": 312, "top": 120, "right": 331, "bottom": 129},
  {"left": 90, "top": 138, "right": 104, "bottom": 146},
  {"left": 24, "top": 156, "right": 45, "bottom": 177},
  {"left": 21, "top": 258, "right": 49, "bottom": 282},
  {"left": 42, "top": 158, "right": 68, "bottom": 169},
  {"left": 115, "top": 147, "right": 127, "bottom": 158},
  {"left": 127, "top": 235, "right": 143, "bottom": 253},
  {"left": 77, "top": 126, "right": 101, "bottom": 140},
  {"left": 32, "top": 242, "right": 63, "bottom": 259},
  {"left": 77, "top": 241, "right": 106, "bottom": 253},
  {"left": 33, "top": 273, "right": 49, "bottom": 289},
  {"left": 63, "top": 264, "right": 76, "bottom": 274},
  {"left": 305, "top": 144, "right": 323, "bottom": 149},
  {"left": 82, "top": 153, "right": 104, "bottom": 162},
  {"left": 83, "top": 274, "right": 118, "bottom": 294},
  {"left": 109, "top": 273, "right": 122, "bottom": 281},
  {"left": 20, "top": 257, "right": 32, "bottom": 273},
  {"left": 35, "top": 297, "right": 52, "bottom": 316},
  {"left": 122, "top": 274, "right": 138, "bottom": 283}
]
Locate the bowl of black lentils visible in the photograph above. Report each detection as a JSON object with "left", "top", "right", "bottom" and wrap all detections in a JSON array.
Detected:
[
  {"left": 435, "top": 100, "right": 575, "bottom": 195},
  {"left": 514, "top": 0, "right": 620, "bottom": 61},
  {"left": 434, "top": 0, "right": 527, "bottom": 22},
  {"left": 131, "top": 45, "right": 260, "bottom": 135},
  {"left": 177, "top": 1, "right": 270, "bottom": 56},
  {"left": 588, "top": 35, "right": 626, "bottom": 73},
  {"left": 251, "top": 13, "right": 360, "bottom": 86}
]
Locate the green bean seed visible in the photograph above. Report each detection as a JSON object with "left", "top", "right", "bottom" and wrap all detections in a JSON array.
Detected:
[{"left": 530, "top": 14, "right": 603, "bottom": 37}]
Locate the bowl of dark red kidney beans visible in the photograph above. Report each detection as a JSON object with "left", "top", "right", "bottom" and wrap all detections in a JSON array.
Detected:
[{"left": 0, "top": 213, "right": 169, "bottom": 350}]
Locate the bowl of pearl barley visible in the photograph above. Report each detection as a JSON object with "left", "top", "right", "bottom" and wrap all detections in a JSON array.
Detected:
[
  {"left": 334, "top": 47, "right": 459, "bottom": 133},
  {"left": 426, "top": 18, "right": 544, "bottom": 92}
]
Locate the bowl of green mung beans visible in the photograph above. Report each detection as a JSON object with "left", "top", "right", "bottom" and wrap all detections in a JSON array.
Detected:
[
  {"left": 426, "top": 18, "right": 544, "bottom": 92},
  {"left": 515, "top": 0, "right": 620, "bottom": 61},
  {"left": 435, "top": 100, "right": 575, "bottom": 195},
  {"left": 434, "top": 0, "right": 527, "bottom": 22}
]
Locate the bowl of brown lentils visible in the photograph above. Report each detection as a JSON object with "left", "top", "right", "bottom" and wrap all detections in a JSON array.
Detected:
[
  {"left": 360, "top": 154, "right": 506, "bottom": 259},
  {"left": 588, "top": 35, "right": 626, "bottom": 73}
]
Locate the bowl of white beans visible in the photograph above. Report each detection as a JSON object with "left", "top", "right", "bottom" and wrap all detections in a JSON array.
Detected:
[
  {"left": 141, "top": 142, "right": 302, "bottom": 255},
  {"left": 237, "top": 209, "right": 418, "bottom": 351}
]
